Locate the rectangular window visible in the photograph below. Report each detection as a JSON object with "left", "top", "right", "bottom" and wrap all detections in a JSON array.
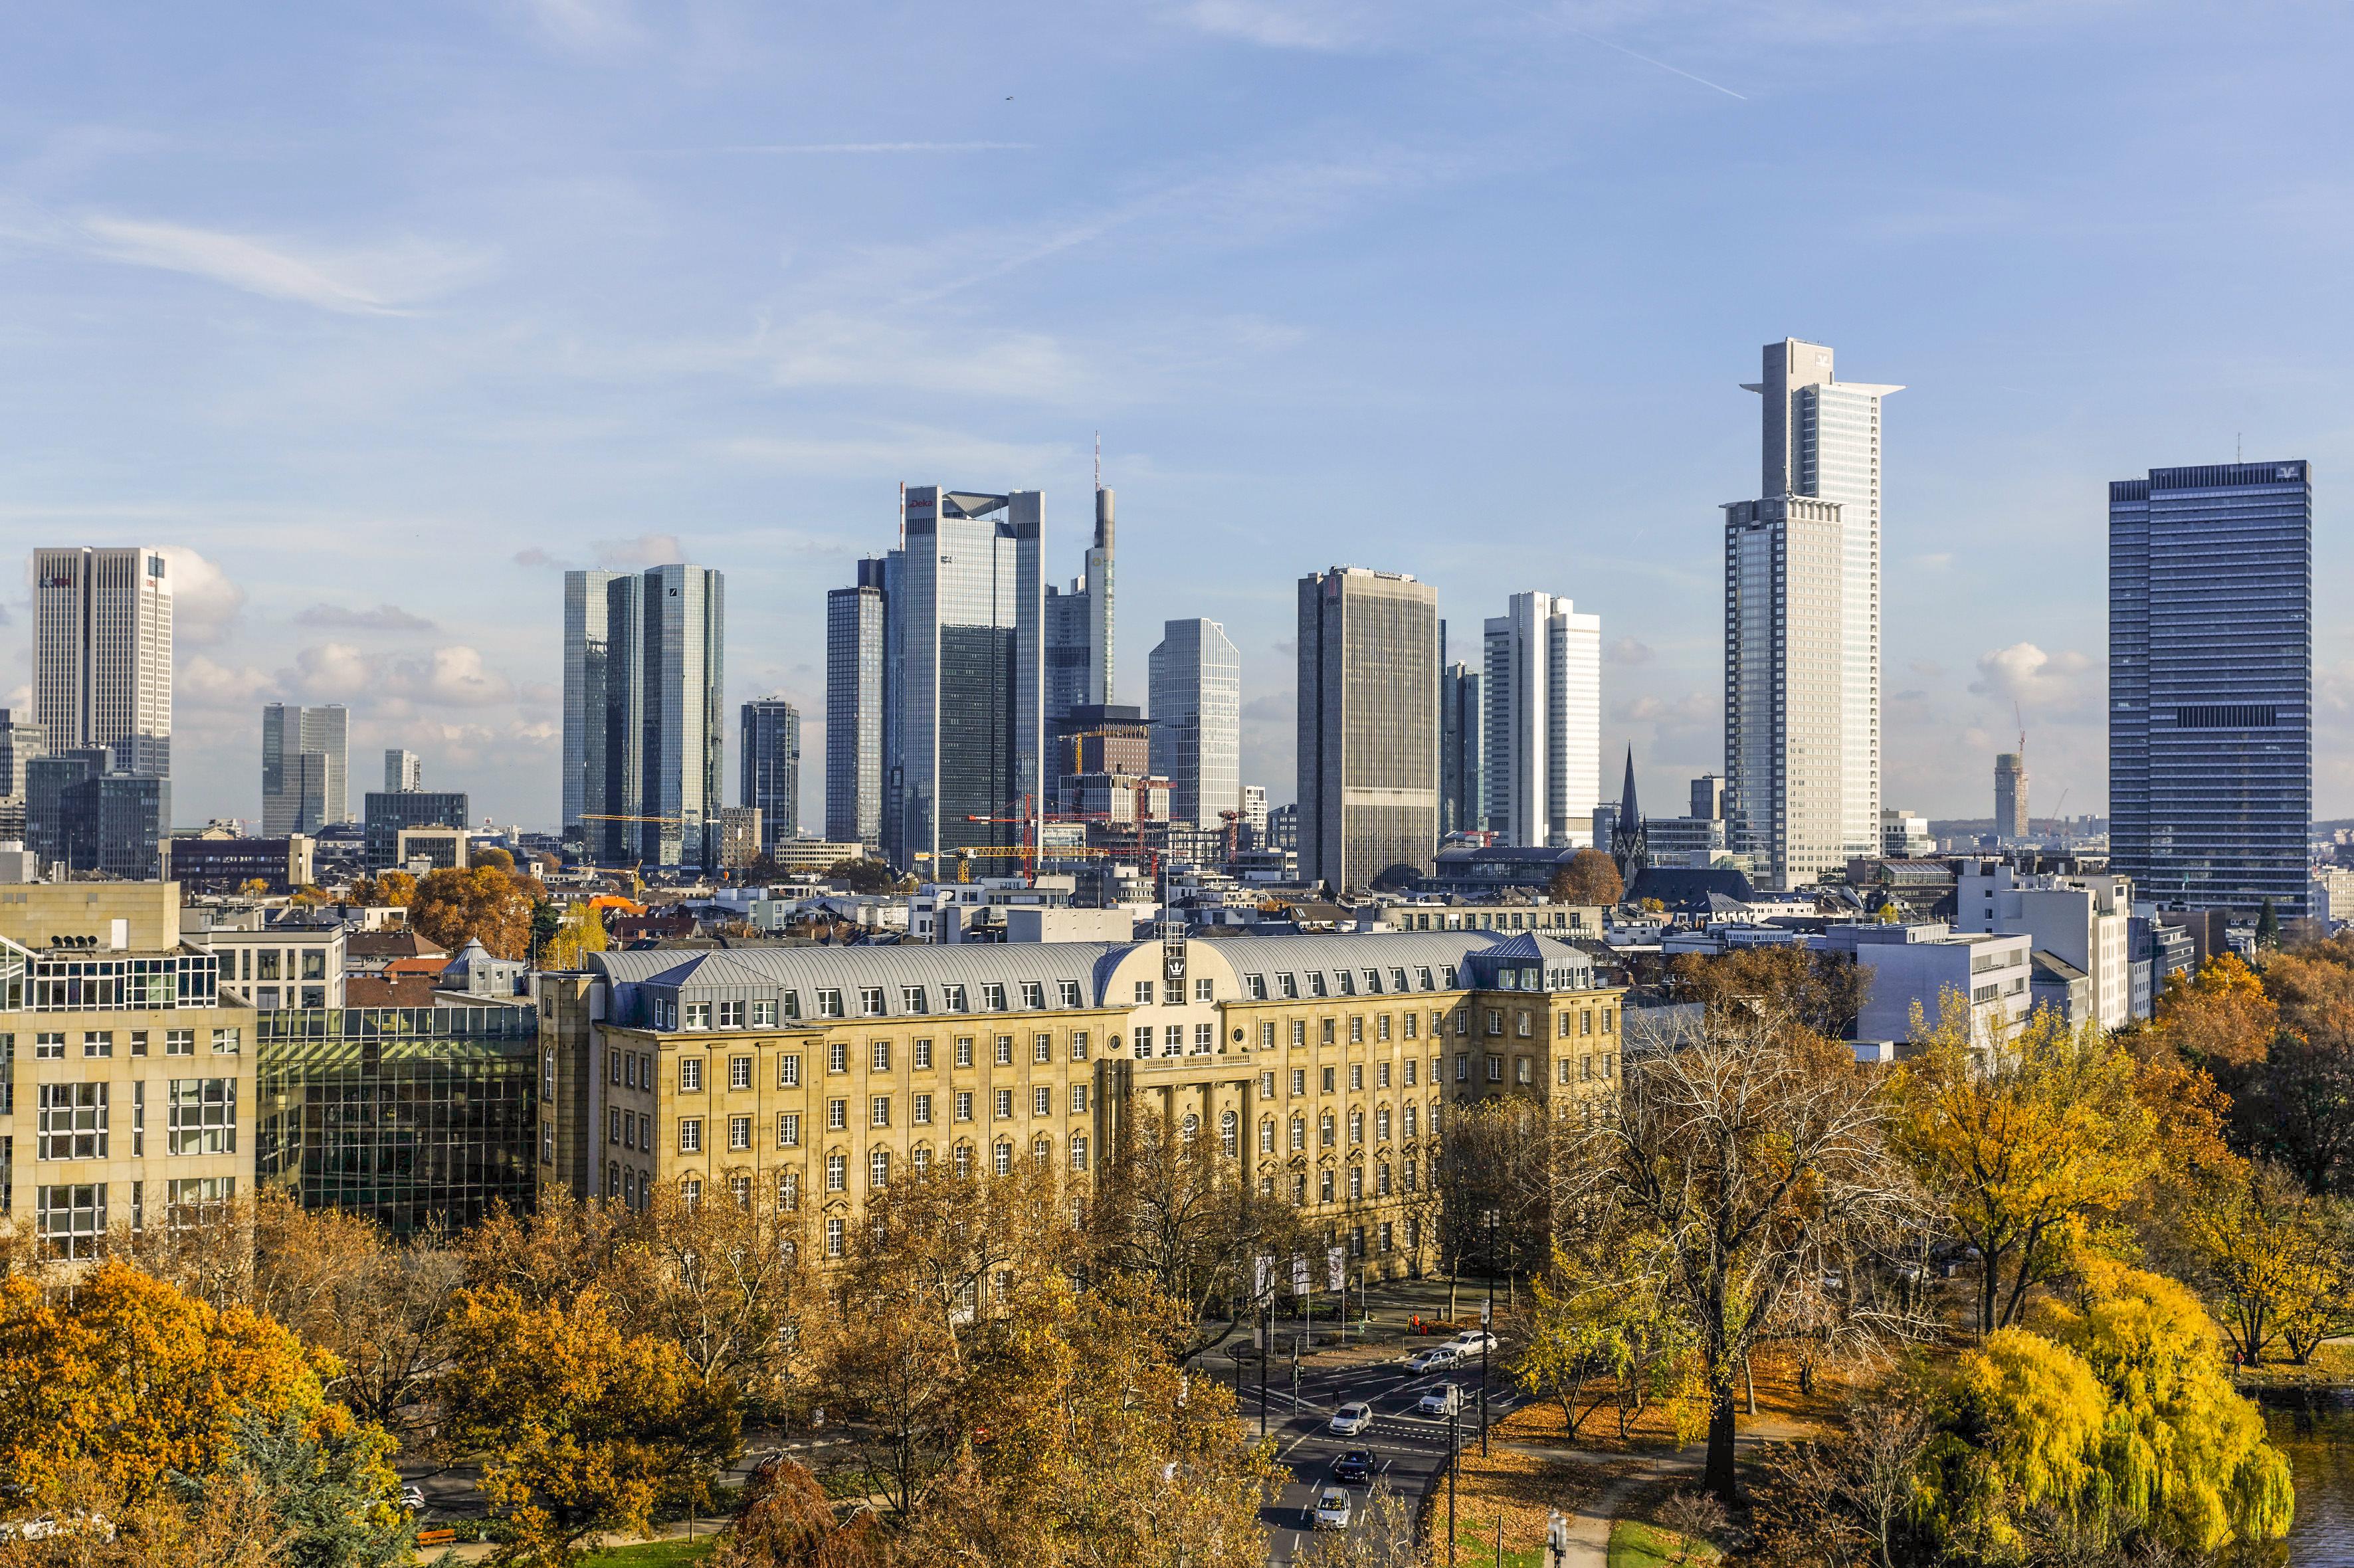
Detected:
[
  {"left": 779, "top": 1053, "right": 802, "bottom": 1087},
  {"left": 1348, "top": 1017, "right": 1363, "bottom": 1044},
  {"left": 955, "top": 1037, "right": 975, "bottom": 1067},
  {"left": 680, "top": 1058, "right": 704, "bottom": 1092},
  {"left": 914, "top": 1093, "right": 933, "bottom": 1125},
  {"left": 730, "top": 1055, "right": 752, "bottom": 1090},
  {"left": 779, "top": 1169, "right": 800, "bottom": 1210},
  {"left": 33, "top": 1033, "right": 60, "bottom": 1061},
  {"left": 777, "top": 1112, "right": 801, "bottom": 1147},
  {"left": 1487, "top": 1056, "right": 1504, "bottom": 1082},
  {"left": 1021, "top": 982, "right": 1044, "bottom": 1009},
  {"left": 1517, "top": 1057, "right": 1533, "bottom": 1085},
  {"left": 995, "top": 1036, "right": 1013, "bottom": 1065},
  {"left": 828, "top": 1040, "right": 848, "bottom": 1073},
  {"left": 872, "top": 1040, "right": 892, "bottom": 1072},
  {"left": 828, "top": 1098, "right": 847, "bottom": 1131},
  {"left": 35, "top": 1183, "right": 105, "bottom": 1259},
  {"left": 1377, "top": 1015, "right": 1392, "bottom": 1042},
  {"left": 1349, "top": 1064, "right": 1363, "bottom": 1090},
  {"left": 1070, "top": 1084, "right": 1088, "bottom": 1114},
  {"left": 211, "top": 1028, "right": 241, "bottom": 1055},
  {"left": 871, "top": 1149, "right": 890, "bottom": 1189},
  {"left": 994, "top": 1142, "right": 1013, "bottom": 1176},
  {"left": 1134, "top": 981, "right": 1155, "bottom": 1005},
  {"left": 915, "top": 1038, "right": 933, "bottom": 1070},
  {"left": 872, "top": 1096, "right": 891, "bottom": 1127},
  {"left": 1194, "top": 1023, "right": 1213, "bottom": 1052},
  {"left": 995, "top": 1089, "right": 1014, "bottom": 1120},
  {"left": 1059, "top": 981, "right": 1082, "bottom": 1008},
  {"left": 825, "top": 1217, "right": 845, "bottom": 1256},
  {"left": 168, "top": 1177, "right": 237, "bottom": 1228},
  {"left": 165, "top": 1029, "right": 195, "bottom": 1056},
  {"left": 1322, "top": 1066, "right": 1336, "bottom": 1092},
  {"left": 752, "top": 999, "right": 777, "bottom": 1027},
  {"left": 902, "top": 985, "right": 928, "bottom": 1014},
  {"left": 718, "top": 1001, "right": 744, "bottom": 1029},
  {"left": 1292, "top": 1068, "right": 1306, "bottom": 1096},
  {"left": 1378, "top": 1060, "right": 1392, "bottom": 1088},
  {"left": 1290, "top": 1020, "right": 1307, "bottom": 1047},
  {"left": 1070, "top": 1031, "right": 1089, "bottom": 1061},
  {"left": 1279, "top": 973, "right": 1299, "bottom": 999},
  {"left": 1034, "top": 1034, "right": 1052, "bottom": 1063},
  {"left": 38, "top": 1084, "right": 108, "bottom": 1159},
  {"left": 827, "top": 1153, "right": 846, "bottom": 1192},
  {"left": 1309, "top": 973, "right": 1329, "bottom": 999},
  {"left": 1246, "top": 973, "right": 1268, "bottom": 1000},
  {"left": 860, "top": 987, "right": 886, "bottom": 1017},
  {"left": 1405, "top": 1058, "right": 1419, "bottom": 1086},
  {"left": 1032, "top": 1086, "right": 1051, "bottom": 1116},
  {"left": 943, "top": 985, "right": 967, "bottom": 1013},
  {"left": 983, "top": 984, "right": 1007, "bottom": 1011},
  {"left": 730, "top": 1115, "right": 751, "bottom": 1150},
  {"left": 82, "top": 1031, "right": 112, "bottom": 1058},
  {"left": 1259, "top": 1021, "right": 1276, "bottom": 1048},
  {"left": 1163, "top": 1025, "right": 1183, "bottom": 1056},
  {"left": 684, "top": 1002, "right": 711, "bottom": 1030},
  {"left": 955, "top": 1090, "right": 974, "bottom": 1122},
  {"left": 1455, "top": 1054, "right": 1469, "bottom": 1082},
  {"left": 678, "top": 1118, "right": 702, "bottom": 1153},
  {"left": 1195, "top": 979, "right": 1213, "bottom": 1003},
  {"left": 817, "top": 989, "right": 844, "bottom": 1018}
]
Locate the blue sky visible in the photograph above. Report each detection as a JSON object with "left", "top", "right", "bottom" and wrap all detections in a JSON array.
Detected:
[{"left": 2, "top": 0, "right": 2349, "bottom": 833}]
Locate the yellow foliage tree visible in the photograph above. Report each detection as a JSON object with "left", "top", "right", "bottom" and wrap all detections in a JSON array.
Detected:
[
  {"left": 0, "top": 1262, "right": 327, "bottom": 1502},
  {"left": 1894, "top": 998, "right": 2158, "bottom": 1334},
  {"left": 409, "top": 864, "right": 542, "bottom": 960},
  {"left": 2154, "top": 952, "right": 2278, "bottom": 1070},
  {"left": 2177, "top": 1159, "right": 2349, "bottom": 1366},
  {"left": 539, "top": 900, "right": 609, "bottom": 972},
  {"left": 1929, "top": 1327, "right": 2109, "bottom": 1559},
  {"left": 351, "top": 870, "right": 417, "bottom": 908}
]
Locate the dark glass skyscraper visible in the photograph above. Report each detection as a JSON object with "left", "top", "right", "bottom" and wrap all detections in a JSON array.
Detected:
[
  {"left": 739, "top": 697, "right": 800, "bottom": 850},
  {"left": 2109, "top": 462, "right": 2312, "bottom": 916},
  {"left": 825, "top": 560, "right": 888, "bottom": 850}
]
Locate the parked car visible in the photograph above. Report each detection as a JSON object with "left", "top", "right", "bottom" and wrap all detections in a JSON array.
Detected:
[
  {"left": 1418, "top": 1383, "right": 1462, "bottom": 1418},
  {"left": 399, "top": 1486, "right": 426, "bottom": 1514},
  {"left": 1328, "top": 1402, "right": 1373, "bottom": 1436},
  {"left": 1406, "top": 1345, "right": 1460, "bottom": 1374},
  {"left": 1314, "top": 1489, "right": 1353, "bottom": 1531},
  {"left": 1334, "top": 1450, "right": 1373, "bottom": 1484}
]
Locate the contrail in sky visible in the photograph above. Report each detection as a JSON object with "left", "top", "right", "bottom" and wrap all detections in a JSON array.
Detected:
[{"left": 1527, "top": 7, "right": 1749, "bottom": 101}]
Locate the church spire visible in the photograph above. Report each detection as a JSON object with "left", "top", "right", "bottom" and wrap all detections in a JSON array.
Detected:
[{"left": 1611, "top": 745, "right": 1649, "bottom": 882}]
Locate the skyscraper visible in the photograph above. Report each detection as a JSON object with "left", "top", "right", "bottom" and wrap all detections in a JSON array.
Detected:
[
  {"left": 0, "top": 710, "right": 45, "bottom": 799},
  {"left": 1297, "top": 567, "right": 1440, "bottom": 893},
  {"left": 385, "top": 749, "right": 423, "bottom": 792},
  {"left": 562, "top": 565, "right": 726, "bottom": 867},
  {"left": 893, "top": 487, "right": 1042, "bottom": 870},
  {"left": 262, "top": 704, "right": 348, "bottom": 834},
  {"left": 2109, "top": 461, "right": 2312, "bottom": 916},
  {"left": 1721, "top": 338, "right": 1901, "bottom": 890},
  {"left": 1994, "top": 752, "right": 2028, "bottom": 840},
  {"left": 1043, "top": 479, "right": 1116, "bottom": 807},
  {"left": 34, "top": 547, "right": 173, "bottom": 777},
  {"left": 1438, "top": 661, "right": 1484, "bottom": 837},
  {"left": 740, "top": 697, "right": 801, "bottom": 851},
  {"left": 1147, "top": 619, "right": 1241, "bottom": 831},
  {"left": 1480, "top": 591, "right": 1601, "bottom": 848},
  {"left": 826, "top": 559, "right": 888, "bottom": 850},
  {"left": 561, "top": 568, "right": 621, "bottom": 842}
]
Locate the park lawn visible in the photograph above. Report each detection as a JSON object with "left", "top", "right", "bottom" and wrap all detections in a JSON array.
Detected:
[
  {"left": 1439, "top": 1440, "right": 1592, "bottom": 1565},
  {"left": 581, "top": 1540, "right": 720, "bottom": 1567},
  {"left": 1608, "top": 1518, "right": 1718, "bottom": 1568},
  {"left": 1496, "top": 1343, "right": 1862, "bottom": 1453}
]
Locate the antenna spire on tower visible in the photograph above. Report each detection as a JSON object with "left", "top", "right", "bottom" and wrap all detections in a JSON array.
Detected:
[{"left": 1094, "top": 430, "right": 1101, "bottom": 492}]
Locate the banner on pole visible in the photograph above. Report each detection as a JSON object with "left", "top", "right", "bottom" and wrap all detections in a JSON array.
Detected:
[
  {"left": 1326, "top": 1246, "right": 1345, "bottom": 1293},
  {"left": 1254, "top": 1254, "right": 1274, "bottom": 1299},
  {"left": 1291, "top": 1254, "right": 1309, "bottom": 1295}
]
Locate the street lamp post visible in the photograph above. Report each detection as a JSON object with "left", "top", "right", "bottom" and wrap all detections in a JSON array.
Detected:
[
  {"left": 1482, "top": 1207, "right": 1498, "bottom": 1456},
  {"left": 1448, "top": 1393, "right": 1460, "bottom": 1568},
  {"left": 1258, "top": 1300, "right": 1270, "bottom": 1440}
]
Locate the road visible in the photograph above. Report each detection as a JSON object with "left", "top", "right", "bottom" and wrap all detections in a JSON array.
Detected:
[{"left": 1203, "top": 1336, "right": 1527, "bottom": 1564}]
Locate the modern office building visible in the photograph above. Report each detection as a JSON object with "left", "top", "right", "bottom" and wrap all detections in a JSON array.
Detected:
[
  {"left": 1439, "top": 660, "right": 1484, "bottom": 838},
  {"left": 739, "top": 698, "right": 801, "bottom": 852},
  {"left": 1480, "top": 592, "right": 1601, "bottom": 848},
  {"left": 1722, "top": 339, "right": 1900, "bottom": 889},
  {"left": 0, "top": 712, "right": 44, "bottom": 800},
  {"left": 24, "top": 749, "right": 108, "bottom": 867},
  {"left": 1955, "top": 860, "right": 2135, "bottom": 1031},
  {"left": 62, "top": 771, "right": 171, "bottom": 878},
  {"left": 163, "top": 834, "right": 317, "bottom": 895},
  {"left": 1147, "top": 619, "right": 1241, "bottom": 833},
  {"left": 1690, "top": 774, "right": 1723, "bottom": 822},
  {"left": 2109, "top": 461, "right": 2313, "bottom": 916},
  {"left": 825, "top": 559, "right": 889, "bottom": 851},
  {"left": 1238, "top": 784, "right": 1269, "bottom": 849},
  {"left": 1994, "top": 753, "right": 2028, "bottom": 841},
  {"left": 1298, "top": 567, "right": 1441, "bottom": 893},
  {"left": 363, "top": 790, "right": 470, "bottom": 870},
  {"left": 1880, "top": 808, "right": 1933, "bottom": 858},
  {"left": 1044, "top": 480, "right": 1116, "bottom": 807},
  {"left": 893, "top": 487, "right": 1042, "bottom": 871},
  {"left": 562, "top": 565, "right": 726, "bottom": 868},
  {"left": 33, "top": 547, "right": 173, "bottom": 778},
  {"left": 385, "top": 749, "right": 423, "bottom": 793},
  {"left": 261, "top": 704, "right": 349, "bottom": 836}
]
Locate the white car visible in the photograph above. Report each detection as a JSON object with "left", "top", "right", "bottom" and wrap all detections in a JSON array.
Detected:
[
  {"left": 1328, "top": 1402, "right": 1373, "bottom": 1436},
  {"left": 1418, "top": 1383, "right": 1462, "bottom": 1418},
  {"left": 1313, "top": 1489, "right": 1353, "bottom": 1531},
  {"left": 399, "top": 1486, "right": 426, "bottom": 1514},
  {"left": 1449, "top": 1331, "right": 1498, "bottom": 1356},
  {"left": 1405, "top": 1345, "right": 1460, "bottom": 1373}
]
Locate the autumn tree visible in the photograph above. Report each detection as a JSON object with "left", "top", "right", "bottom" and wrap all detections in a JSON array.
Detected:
[
  {"left": 1565, "top": 1008, "right": 1923, "bottom": 1501},
  {"left": 1667, "top": 943, "right": 1868, "bottom": 1041},
  {"left": 1512, "top": 1244, "right": 1692, "bottom": 1441},
  {"left": 2240, "top": 939, "right": 2354, "bottom": 1191},
  {"left": 707, "top": 1458, "right": 892, "bottom": 1568},
  {"left": 0, "top": 1262, "right": 330, "bottom": 1502},
  {"left": 607, "top": 1183, "right": 808, "bottom": 1416},
  {"left": 440, "top": 1284, "right": 741, "bottom": 1567},
  {"left": 539, "top": 900, "right": 610, "bottom": 972},
  {"left": 1894, "top": 999, "right": 2159, "bottom": 1335},
  {"left": 824, "top": 856, "right": 898, "bottom": 895},
  {"left": 2173, "top": 1158, "right": 2351, "bottom": 1365},
  {"left": 453, "top": 1195, "right": 633, "bottom": 1308},
  {"left": 1549, "top": 847, "right": 1623, "bottom": 907},
  {"left": 1432, "top": 1094, "right": 1557, "bottom": 1306},
  {"left": 1089, "top": 1106, "right": 1307, "bottom": 1356},
  {"left": 409, "top": 862, "right": 543, "bottom": 960},
  {"left": 2152, "top": 951, "right": 2278, "bottom": 1072},
  {"left": 350, "top": 871, "right": 417, "bottom": 908}
]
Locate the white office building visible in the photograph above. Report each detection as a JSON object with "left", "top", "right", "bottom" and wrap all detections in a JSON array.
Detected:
[
  {"left": 1953, "top": 860, "right": 2134, "bottom": 1032},
  {"left": 1721, "top": 340, "right": 1900, "bottom": 889},
  {"left": 385, "top": 749, "right": 423, "bottom": 793},
  {"left": 1480, "top": 592, "right": 1601, "bottom": 849},
  {"left": 1148, "top": 619, "right": 1242, "bottom": 832},
  {"left": 34, "top": 546, "right": 173, "bottom": 776}
]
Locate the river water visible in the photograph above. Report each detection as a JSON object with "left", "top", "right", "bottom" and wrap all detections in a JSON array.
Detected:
[{"left": 2264, "top": 1389, "right": 2354, "bottom": 1563}]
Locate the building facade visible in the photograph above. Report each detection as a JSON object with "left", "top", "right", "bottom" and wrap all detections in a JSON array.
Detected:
[
  {"left": 1722, "top": 340, "right": 1899, "bottom": 890},
  {"left": 0, "top": 711, "right": 45, "bottom": 801},
  {"left": 563, "top": 565, "right": 727, "bottom": 868},
  {"left": 1298, "top": 568, "right": 1442, "bottom": 894},
  {"left": 538, "top": 930, "right": 1626, "bottom": 1278},
  {"left": 825, "top": 560, "right": 888, "bottom": 851},
  {"left": 1147, "top": 619, "right": 1242, "bottom": 833},
  {"left": 363, "top": 791, "right": 470, "bottom": 870},
  {"left": 33, "top": 547, "right": 173, "bottom": 779},
  {"left": 1481, "top": 592, "right": 1601, "bottom": 850},
  {"left": 262, "top": 703, "right": 349, "bottom": 836},
  {"left": 1438, "top": 662, "right": 1483, "bottom": 838},
  {"left": 2109, "top": 462, "right": 2312, "bottom": 916},
  {"left": 739, "top": 698, "right": 801, "bottom": 852},
  {"left": 1953, "top": 860, "right": 2135, "bottom": 1031},
  {"left": 1993, "top": 753, "right": 2028, "bottom": 841},
  {"left": 1044, "top": 484, "right": 1116, "bottom": 808},
  {"left": 385, "top": 749, "right": 423, "bottom": 793}
]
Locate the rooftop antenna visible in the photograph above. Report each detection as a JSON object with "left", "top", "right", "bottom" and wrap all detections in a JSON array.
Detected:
[{"left": 1094, "top": 429, "right": 1101, "bottom": 492}]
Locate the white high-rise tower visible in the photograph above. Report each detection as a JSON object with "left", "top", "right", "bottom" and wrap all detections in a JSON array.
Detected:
[
  {"left": 1480, "top": 592, "right": 1601, "bottom": 848},
  {"left": 1721, "top": 339, "right": 1900, "bottom": 889},
  {"left": 33, "top": 547, "right": 173, "bottom": 776}
]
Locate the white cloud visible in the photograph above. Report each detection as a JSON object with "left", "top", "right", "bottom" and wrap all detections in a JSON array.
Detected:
[
  {"left": 390, "top": 646, "right": 517, "bottom": 708},
  {"left": 177, "top": 654, "right": 276, "bottom": 711},
  {"left": 282, "top": 642, "right": 373, "bottom": 701},
  {"left": 295, "top": 602, "right": 436, "bottom": 632},
  {"left": 1969, "top": 642, "right": 2094, "bottom": 710},
  {"left": 157, "top": 547, "right": 245, "bottom": 647},
  {"left": 76, "top": 215, "right": 492, "bottom": 315},
  {"left": 594, "top": 534, "right": 686, "bottom": 569},
  {"left": 1606, "top": 636, "right": 1654, "bottom": 666}
]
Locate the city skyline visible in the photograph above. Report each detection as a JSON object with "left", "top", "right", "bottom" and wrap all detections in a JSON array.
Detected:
[{"left": 4, "top": 7, "right": 2353, "bottom": 831}]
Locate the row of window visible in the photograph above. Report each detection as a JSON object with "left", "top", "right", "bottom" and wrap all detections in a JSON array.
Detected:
[
  {"left": 663, "top": 977, "right": 1094, "bottom": 1030},
  {"left": 32, "top": 1079, "right": 238, "bottom": 1160},
  {"left": 8, "top": 1027, "right": 239, "bottom": 1060},
  {"left": 666, "top": 1078, "right": 1095, "bottom": 1156},
  {"left": 33, "top": 1177, "right": 235, "bottom": 1258},
  {"left": 650, "top": 1031, "right": 1099, "bottom": 1094},
  {"left": 1240, "top": 965, "right": 1456, "bottom": 1001}
]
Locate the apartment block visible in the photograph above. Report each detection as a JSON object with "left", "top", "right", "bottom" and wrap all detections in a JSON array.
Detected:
[{"left": 1952, "top": 860, "right": 2134, "bottom": 1031}]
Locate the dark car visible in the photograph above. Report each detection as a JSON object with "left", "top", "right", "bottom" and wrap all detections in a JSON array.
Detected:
[{"left": 1334, "top": 1449, "right": 1373, "bottom": 1484}]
